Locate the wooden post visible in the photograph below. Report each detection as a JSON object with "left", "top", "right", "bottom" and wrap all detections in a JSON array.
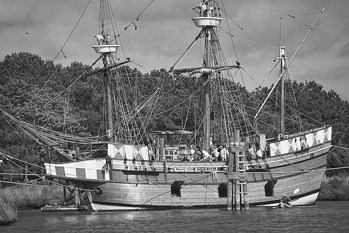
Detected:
[
  {"left": 227, "top": 152, "right": 235, "bottom": 210},
  {"left": 163, "top": 160, "right": 168, "bottom": 182},
  {"left": 235, "top": 130, "right": 240, "bottom": 211},
  {"left": 236, "top": 180, "right": 241, "bottom": 211},
  {"left": 159, "top": 137, "right": 165, "bottom": 161},
  {"left": 106, "top": 157, "right": 113, "bottom": 180},
  {"left": 76, "top": 146, "right": 80, "bottom": 159},
  {"left": 63, "top": 186, "right": 67, "bottom": 206},
  {"left": 233, "top": 180, "right": 236, "bottom": 209},
  {"left": 86, "top": 191, "right": 97, "bottom": 212},
  {"left": 234, "top": 130, "right": 240, "bottom": 145},
  {"left": 227, "top": 130, "right": 249, "bottom": 211},
  {"left": 75, "top": 188, "right": 81, "bottom": 206},
  {"left": 227, "top": 180, "right": 233, "bottom": 210},
  {"left": 244, "top": 181, "right": 249, "bottom": 210}
]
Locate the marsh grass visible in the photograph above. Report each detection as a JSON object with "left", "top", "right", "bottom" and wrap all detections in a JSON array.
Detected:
[
  {"left": 0, "top": 196, "right": 17, "bottom": 225},
  {"left": 1, "top": 184, "right": 65, "bottom": 209},
  {"left": 319, "top": 176, "right": 349, "bottom": 200},
  {"left": 0, "top": 184, "right": 68, "bottom": 224}
]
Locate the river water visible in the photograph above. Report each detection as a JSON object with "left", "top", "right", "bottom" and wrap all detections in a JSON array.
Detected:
[{"left": 2, "top": 201, "right": 349, "bottom": 233}]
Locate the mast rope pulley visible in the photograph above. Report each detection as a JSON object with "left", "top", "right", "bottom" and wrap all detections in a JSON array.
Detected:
[{"left": 115, "top": 0, "right": 155, "bottom": 38}]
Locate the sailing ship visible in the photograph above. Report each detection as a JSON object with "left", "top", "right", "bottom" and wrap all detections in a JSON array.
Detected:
[{"left": 4, "top": 0, "right": 332, "bottom": 211}]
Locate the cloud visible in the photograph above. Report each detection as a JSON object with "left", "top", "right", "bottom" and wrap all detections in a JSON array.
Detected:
[
  {"left": 299, "top": 65, "right": 349, "bottom": 100},
  {"left": 301, "top": 65, "right": 349, "bottom": 82},
  {"left": 1, "top": 0, "right": 349, "bottom": 100},
  {"left": 338, "top": 41, "right": 349, "bottom": 58}
]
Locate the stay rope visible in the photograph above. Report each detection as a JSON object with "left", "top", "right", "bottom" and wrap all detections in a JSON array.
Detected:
[{"left": 52, "top": 0, "right": 92, "bottom": 62}]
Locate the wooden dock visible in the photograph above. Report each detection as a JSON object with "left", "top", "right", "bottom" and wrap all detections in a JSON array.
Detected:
[{"left": 41, "top": 205, "right": 88, "bottom": 212}]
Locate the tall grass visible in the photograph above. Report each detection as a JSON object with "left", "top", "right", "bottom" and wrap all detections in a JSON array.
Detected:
[
  {"left": 0, "top": 184, "right": 65, "bottom": 208},
  {"left": 0, "top": 183, "right": 67, "bottom": 224},
  {"left": 318, "top": 176, "right": 349, "bottom": 200},
  {"left": 0, "top": 184, "right": 59, "bottom": 225},
  {"left": 0, "top": 196, "right": 17, "bottom": 225}
]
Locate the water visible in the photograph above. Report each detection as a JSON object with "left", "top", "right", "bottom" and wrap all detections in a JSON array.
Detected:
[{"left": 2, "top": 201, "right": 349, "bottom": 233}]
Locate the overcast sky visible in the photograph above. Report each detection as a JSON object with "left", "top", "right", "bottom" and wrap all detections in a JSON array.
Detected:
[{"left": 1, "top": 0, "right": 349, "bottom": 100}]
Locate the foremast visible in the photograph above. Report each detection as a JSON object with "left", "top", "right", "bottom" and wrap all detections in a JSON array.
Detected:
[{"left": 253, "top": 45, "right": 289, "bottom": 137}]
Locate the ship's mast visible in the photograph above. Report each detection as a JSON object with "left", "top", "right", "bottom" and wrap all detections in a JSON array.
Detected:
[
  {"left": 104, "top": 56, "right": 114, "bottom": 140},
  {"left": 93, "top": 0, "right": 120, "bottom": 141},
  {"left": 278, "top": 46, "right": 287, "bottom": 135},
  {"left": 192, "top": 0, "right": 222, "bottom": 151},
  {"left": 278, "top": 17, "right": 286, "bottom": 136}
]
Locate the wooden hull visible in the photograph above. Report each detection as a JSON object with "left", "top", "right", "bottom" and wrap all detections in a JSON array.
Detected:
[{"left": 44, "top": 127, "right": 332, "bottom": 211}]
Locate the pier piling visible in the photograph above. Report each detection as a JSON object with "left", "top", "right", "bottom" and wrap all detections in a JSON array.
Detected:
[{"left": 227, "top": 131, "right": 249, "bottom": 210}]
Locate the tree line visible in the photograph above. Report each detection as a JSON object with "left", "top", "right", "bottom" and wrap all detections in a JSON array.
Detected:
[{"left": 0, "top": 52, "right": 348, "bottom": 176}]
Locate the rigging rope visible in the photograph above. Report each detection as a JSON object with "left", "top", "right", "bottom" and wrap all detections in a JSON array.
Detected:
[
  {"left": 114, "top": 0, "right": 155, "bottom": 39},
  {"left": 253, "top": 0, "right": 297, "bottom": 20},
  {"left": 254, "top": 8, "right": 325, "bottom": 119},
  {"left": 52, "top": 0, "right": 92, "bottom": 62}
]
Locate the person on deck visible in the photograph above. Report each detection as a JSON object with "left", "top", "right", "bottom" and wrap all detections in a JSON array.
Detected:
[
  {"left": 248, "top": 144, "right": 257, "bottom": 160},
  {"left": 212, "top": 147, "right": 221, "bottom": 161},
  {"left": 195, "top": 1, "right": 207, "bottom": 17},
  {"left": 190, "top": 145, "right": 195, "bottom": 155},
  {"left": 201, "top": 149, "right": 211, "bottom": 161},
  {"left": 256, "top": 148, "right": 263, "bottom": 159},
  {"left": 193, "top": 147, "right": 203, "bottom": 161},
  {"left": 220, "top": 145, "right": 228, "bottom": 161},
  {"left": 255, "top": 142, "right": 261, "bottom": 157}
]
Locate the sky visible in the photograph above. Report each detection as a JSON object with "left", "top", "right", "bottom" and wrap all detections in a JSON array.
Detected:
[{"left": 1, "top": 0, "right": 349, "bottom": 100}]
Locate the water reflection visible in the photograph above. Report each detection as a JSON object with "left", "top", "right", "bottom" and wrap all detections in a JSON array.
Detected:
[
  {"left": 44, "top": 216, "right": 59, "bottom": 225},
  {"left": 82, "top": 214, "right": 100, "bottom": 223},
  {"left": 6, "top": 202, "right": 349, "bottom": 233},
  {"left": 124, "top": 212, "right": 140, "bottom": 221}
]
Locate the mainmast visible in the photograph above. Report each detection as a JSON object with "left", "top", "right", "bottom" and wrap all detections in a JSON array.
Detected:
[
  {"left": 192, "top": 0, "right": 222, "bottom": 151},
  {"left": 278, "top": 46, "right": 287, "bottom": 135},
  {"left": 92, "top": 0, "right": 120, "bottom": 141}
]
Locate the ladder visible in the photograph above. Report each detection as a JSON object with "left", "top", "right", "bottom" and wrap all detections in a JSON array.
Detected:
[{"left": 235, "top": 149, "right": 249, "bottom": 210}]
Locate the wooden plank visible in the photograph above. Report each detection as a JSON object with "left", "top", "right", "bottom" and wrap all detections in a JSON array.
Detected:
[
  {"left": 228, "top": 172, "right": 248, "bottom": 180},
  {"left": 41, "top": 205, "right": 88, "bottom": 212}
]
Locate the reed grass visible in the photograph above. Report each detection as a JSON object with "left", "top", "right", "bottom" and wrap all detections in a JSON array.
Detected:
[
  {"left": 0, "top": 184, "right": 63, "bottom": 225},
  {"left": 0, "top": 196, "right": 17, "bottom": 225},
  {"left": 0, "top": 184, "right": 65, "bottom": 209},
  {"left": 318, "top": 175, "right": 349, "bottom": 200}
]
